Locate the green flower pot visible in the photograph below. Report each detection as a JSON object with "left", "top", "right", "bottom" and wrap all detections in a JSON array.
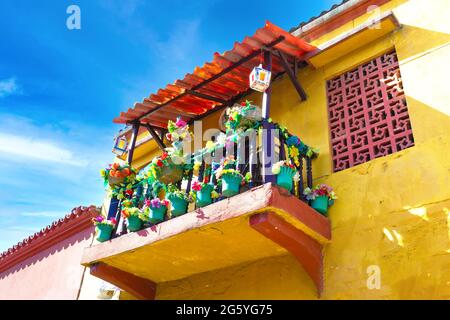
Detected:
[
  {"left": 168, "top": 194, "right": 188, "bottom": 217},
  {"left": 312, "top": 195, "right": 329, "bottom": 215},
  {"left": 127, "top": 215, "right": 143, "bottom": 232},
  {"left": 149, "top": 206, "right": 167, "bottom": 224},
  {"left": 96, "top": 224, "right": 113, "bottom": 242},
  {"left": 223, "top": 163, "right": 235, "bottom": 170},
  {"left": 276, "top": 166, "right": 296, "bottom": 192},
  {"left": 221, "top": 173, "right": 242, "bottom": 197},
  {"left": 196, "top": 184, "right": 213, "bottom": 208}
]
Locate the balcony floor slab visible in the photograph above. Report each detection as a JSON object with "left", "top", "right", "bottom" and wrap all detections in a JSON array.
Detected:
[{"left": 82, "top": 183, "right": 331, "bottom": 288}]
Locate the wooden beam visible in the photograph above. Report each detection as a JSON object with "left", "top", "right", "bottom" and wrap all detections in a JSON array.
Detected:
[
  {"left": 188, "top": 70, "right": 287, "bottom": 125},
  {"left": 277, "top": 50, "right": 307, "bottom": 101},
  {"left": 158, "top": 128, "right": 166, "bottom": 141},
  {"left": 90, "top": 263, "right": 157, "bottom": 300},
  {"left": 127, "top": 122, "right": 140, "bottom": 164},
  {"left": 250, "top": 211, "right": 324, "bottom": 297},
  {"left": 186, "top": 90, "right": 227, "bottom": 104},
  {"left": 144, "top": 123, "right": 166, "bottom": 151}
]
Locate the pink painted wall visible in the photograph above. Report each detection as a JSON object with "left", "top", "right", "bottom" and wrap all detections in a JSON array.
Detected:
[{"left": 0, "top": 228, "right": 94, "bottom": 300}]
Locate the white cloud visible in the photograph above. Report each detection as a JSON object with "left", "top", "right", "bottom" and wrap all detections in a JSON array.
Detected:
[
  {"left": 5, "top": 225, "right": 43, "bottom": 232},
  {"left": 20, "top": 211, "right": 65, "bottom": 218},
  {"left": 0, "top": 77, "right": 20, "bottom": 98},
  {"left": 155, "top": 20, "right": 201, "bottom": 64},
  {"left": 0, "top": 132, "right": 87, "bottom": 166}
]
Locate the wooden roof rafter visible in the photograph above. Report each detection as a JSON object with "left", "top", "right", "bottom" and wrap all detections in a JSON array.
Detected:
[{"left": 113, "top": 21, "right": 316, "bottom": 129}]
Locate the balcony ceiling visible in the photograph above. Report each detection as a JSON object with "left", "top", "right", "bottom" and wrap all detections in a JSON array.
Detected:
[{"left": 113, "top": 21, "right": 316, "bottom": 128}]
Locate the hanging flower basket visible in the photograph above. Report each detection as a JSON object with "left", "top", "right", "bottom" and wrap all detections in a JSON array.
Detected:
[
  {"left": 101, "top": 163, "right": 137, "bottom": 187},
  {"left": 159, "top": 159, "right": 184, "bottom": 184},
  {"left": 221, "top": 173, "right": 242, "bottom": 197},
  {"left": 168, "top": 193, "right": 189, "bottom": 217},
  {"left": 225, "top": 101, "right": 262, "bottom": 133},
  {"left": 143, "top": 153, "right": 184, "bottom": 185}
]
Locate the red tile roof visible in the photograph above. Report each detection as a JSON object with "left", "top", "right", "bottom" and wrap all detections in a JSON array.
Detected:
[
  {"left": 0, "top": 205, "right": 99, "bottom": 273},
  {"left": 113, "top": 21, "right": 316, "bottom": 128}
]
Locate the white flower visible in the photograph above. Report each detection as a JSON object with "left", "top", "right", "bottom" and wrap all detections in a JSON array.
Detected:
[
  {"left": 171, "top": 132, "right": 179, "bottom": 141},
  {"left": 184, "top": 132, "right": 192, "bottom": 143},
  {"left": 171, "top": 155, "right": 185, "bottom": 165},
  {"left": 216, "top": 133, "right": 227, "bottom": 146},
  {"left": 271, "top": 162, "right": 282, "bottom": 174}
]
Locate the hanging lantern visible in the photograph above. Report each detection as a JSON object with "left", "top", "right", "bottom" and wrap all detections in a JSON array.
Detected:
[
  {"left": 112, "top": 134, "right": 128, "bottom": 156},
  {"left": 249, "top": 64, "right": 271, "bottom": 92}
]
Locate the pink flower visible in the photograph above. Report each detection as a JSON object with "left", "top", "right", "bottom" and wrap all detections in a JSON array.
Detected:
[
  {"left": 150, "top": 198, "right": 161, "bottom": 208},
  {"left": 110, "top": 218, "right": 117, "bottom": 225},
  {"left": 192, "top": 180, "right": 202, "bottom": 191},
  {"left": 175, "top": 118, "right": 187, "bottom": 128},
  {"left": 225, "top": 140, "right": 234, "bottom": 149},
  {"left": 144, "top": 199, "right": 151, "bottom": 207},
  {"left": 95, "top": 216, "right": 104, "bottom": 223}
]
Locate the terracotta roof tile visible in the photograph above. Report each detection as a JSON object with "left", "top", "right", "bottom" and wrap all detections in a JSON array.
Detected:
[{"left": 114, "top": 21, "right": 316, "bottom": 128}]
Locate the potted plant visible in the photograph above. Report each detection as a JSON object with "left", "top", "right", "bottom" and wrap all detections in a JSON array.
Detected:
[
  {"left": 304, "top": 184, "right": 337, "bottom": 216},
  {"left": 215, "top": 156, "right": 250, "bottom": 197},
  {"left": 285, "top": 134, "right": 319, "bottom": 165},
  {"left": 92, "top": 215, "right": 116, "bottom": 242},
  {"left": 101, "top": 162, "right": 136, "bottom": 187},
  {"left": 144, "top": 198, "right": 169, "bottom": 224},
  {"left": 145, "top": 151, "right": 184, "bottom": 185},
  {"left": 167, "top": 184, "right": 191, "bottom": 217},
  {"left": 225, "top": 100, "right": 262, "bottom": 133},
  {"left": 121, "top": 207, "right": 147, "bottom": 232},
  {"left": 271, "top": 160, "right": 299, "bottom": 192},
  {"left": 191, "top": 179, "right": 219, "bottom": 208}
]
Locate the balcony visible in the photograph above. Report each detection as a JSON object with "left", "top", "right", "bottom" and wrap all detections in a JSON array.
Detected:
[
  {"left": 82, "top": 22, "right": 332, "bottom": 300},
  {"left": 82, "top": 123, "right": 332, "bottom": 299}
]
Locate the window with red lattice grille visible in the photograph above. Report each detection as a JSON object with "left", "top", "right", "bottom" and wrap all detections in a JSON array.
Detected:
[{"left": 327, "top": 50, "right": 414, "bottom": 172}]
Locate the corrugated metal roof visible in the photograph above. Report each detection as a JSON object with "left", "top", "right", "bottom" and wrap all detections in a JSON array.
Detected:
[
  {"left": 288, "top": 0, "right": 351, "bottom": 33},
  {"left": 113, "top": 21, "right": 316, "bottom": 128}
]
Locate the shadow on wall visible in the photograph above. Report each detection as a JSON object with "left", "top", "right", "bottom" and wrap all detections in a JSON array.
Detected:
[
  {"left": 156, "top": 254, "right": 318, "bottom": 300},
  {"left": 396, "top": 24, "right": 450, "bottom": 62},
  {"left": 0, "top": 230, "right": 94, "bottom": 280},
  {"left": 404, "top": 95, "right": 450, "bottom": 143}
]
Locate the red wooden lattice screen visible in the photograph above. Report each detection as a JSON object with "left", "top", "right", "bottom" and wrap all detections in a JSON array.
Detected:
[{"left": 327, "top": 50, "right": 414, "bottom": 172}]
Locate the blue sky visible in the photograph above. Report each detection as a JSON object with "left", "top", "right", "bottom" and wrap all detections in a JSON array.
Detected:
[{"left": 0, "top": 0, "right": 336, "bottom": 251}]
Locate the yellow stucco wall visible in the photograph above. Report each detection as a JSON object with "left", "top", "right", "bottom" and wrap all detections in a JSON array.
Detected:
[{"left": 152, "top": 0, "right": 450, "bottom": 299}]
